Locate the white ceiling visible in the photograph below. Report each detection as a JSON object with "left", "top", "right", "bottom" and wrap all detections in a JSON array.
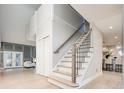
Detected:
[
  {"left": 71, "top": 4, "right": 122, "bottom": 46},
  {"left": 0, "top": 4, "right": 40, "bottom": 35}
]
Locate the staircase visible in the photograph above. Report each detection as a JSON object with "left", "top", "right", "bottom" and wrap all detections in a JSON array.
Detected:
[{"left": 48, "top": 29, "right": 93, "bottom": 88}]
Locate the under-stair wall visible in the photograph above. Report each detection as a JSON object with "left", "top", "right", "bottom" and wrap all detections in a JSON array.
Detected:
[{"left": 80, "top": 25, "right": 103, "bottom": 87}]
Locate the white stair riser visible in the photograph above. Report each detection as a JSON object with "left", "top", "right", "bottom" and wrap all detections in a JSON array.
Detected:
[
  {"left": 76, "top": 53, "right": 91, "bottom": 56},
  {"left": 61, "top": 58, "right": 89, "bottom": 62},
  {"left": 48, "top": 79, "right": 75, "bottom": 89},
  {"left": 60, "top": 61, "right": 89, "bottom": 68},
  {"left": 52, "top": 72, "right": 72, "bottom": 80},
  {"left": 61, "top": 62, "right": 72, "bottom": 67},
  {"left": 56, "top": 67, "right": 72, "bottom": 73},
  {"left": 65, "top": 52, "right": 91, "bottom": 56},
  {"left": 56, "top": 67, "right": 85, "bottom": 74},
  {"left": 79, "top": 48, "right": 91, "bottom": 51},
  {"left": 63, "top": 58, "right": 72, "bottom": 61},
  {"left": 65, "top": 53, "right": 72, "bottom": 56}
]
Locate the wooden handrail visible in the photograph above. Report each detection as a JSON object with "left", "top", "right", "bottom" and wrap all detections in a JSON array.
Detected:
[{"left": 54, "top": 22, "right": 85, "bottom": 53}]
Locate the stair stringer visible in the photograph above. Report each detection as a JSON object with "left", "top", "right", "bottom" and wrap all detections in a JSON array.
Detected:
[
  {"left": 52, "top": 47, "right": 72, "bottom": 71},
  {"left": 75, "top": 48, "right": 94, "bottom": 88}
]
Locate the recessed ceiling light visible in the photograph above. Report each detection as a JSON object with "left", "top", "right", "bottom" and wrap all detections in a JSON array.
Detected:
[
  {"left": 109, "top": 26, "right": 113, "bottom": 29},
  {"left": 114, "top": 36, "right": 118, "bottom": 39}
]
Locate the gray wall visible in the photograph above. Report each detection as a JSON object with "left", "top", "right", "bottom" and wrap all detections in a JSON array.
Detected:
[{"left": 54, "top": 5, "right": 83, "bottom": 28}]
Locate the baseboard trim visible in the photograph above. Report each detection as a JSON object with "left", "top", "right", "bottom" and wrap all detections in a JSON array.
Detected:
[{"left": 79, "top": 71, "right": 103, "bottom": 88}]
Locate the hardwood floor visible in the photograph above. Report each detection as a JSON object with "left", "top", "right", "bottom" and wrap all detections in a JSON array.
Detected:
[
  {"left": 0, "top": 68, "right": 59, "bottom": 89},
  {"left": 83, "top": 71, "right": 122, "bottom": 89},
  {"left": 0, "top": 69, "right": 122, "bottom": 89}
]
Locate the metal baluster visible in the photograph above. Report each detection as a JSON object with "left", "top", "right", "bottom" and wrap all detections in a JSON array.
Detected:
[
  {"left": 72, "top": 44, "right": 76, "bottom": 83},
  {"left": 82, "top": 42, "right": 84, "bottom": 69},
  {"left": 78, "top": 47, "right": 81, "bottom": 74},
  {"left": 77, "top": 47, "right": 78, "bottom": 75}
]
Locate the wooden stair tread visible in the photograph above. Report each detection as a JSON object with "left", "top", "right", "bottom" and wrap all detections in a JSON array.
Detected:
[
  {"left": 76, "top": 56, "right": 90, "bottom": 57},
  {"left": 54, "top": 70, "right": 82, "bottom": 77},
  {"left": 78, "top": 50, "right": 93, "bottom": 53},
  {"left": 64, "top": 55, "right": 90, "bottom": 58},
  {"left": 57, "top": 65, "right": 86, "bottom": 69},
  {"left": 79, "top": 47, "right": 93, "bottom": 49},
  {"left": 80, "top": 44, "right": 90, "bottom": 46},
  {"left": 67, "top": 51, "right": 93, "bottom": 54},
  {"left": 53, "top": 70, "right": 72, "bottom": 76},
  {"left": 49, "top": 75, "right": 79, "bottom": 87},
  {"left": 61, "top": 61, "right": 88, "bottom": 63},
  {"left": 61, "top": 61, "right": 72, "bottom": 62}
]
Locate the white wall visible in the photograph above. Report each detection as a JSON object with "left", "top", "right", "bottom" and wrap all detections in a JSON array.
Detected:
[
  {"left": 26, "top": 11, "right": 37, "bottom": 41},
  {"left": 1, "top": 24, "right": 35, "bottom": 46},
  {"left": 52, "top": 4, "right": 83, "bottom": 67},
  {"left": 83, "top": 24, "right": 103, "bottom": 82},
  {"left": 0, "top": 5, "right": 39, "bottom": 46},
  {"left": 36, "top": 4, "right": 53, "bottom": 75}
]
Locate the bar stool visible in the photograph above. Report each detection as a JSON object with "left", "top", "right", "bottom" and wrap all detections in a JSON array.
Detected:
[
  {"left": 115, "top": 64, "right": 122, "bottom": 73},
  {"left": 106, "top": 64, "right": 113, "bottom": 71}
]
